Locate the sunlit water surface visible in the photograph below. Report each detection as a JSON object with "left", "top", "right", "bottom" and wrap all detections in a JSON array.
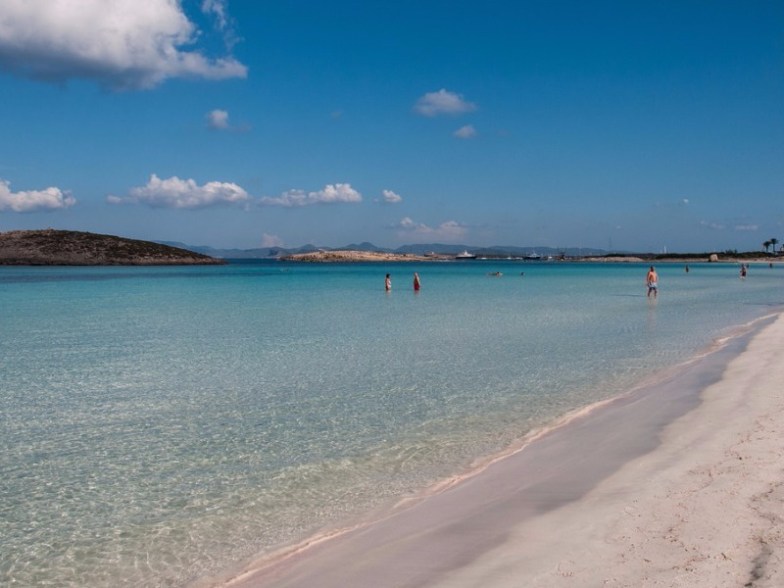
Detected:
[{"left": 1, "top": 261, "right": 782, "bottom": 586}]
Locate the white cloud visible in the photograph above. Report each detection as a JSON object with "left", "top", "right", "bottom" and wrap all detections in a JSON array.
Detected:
[
  {"left": 206, "top": 108, "right": 249, "bottom": 132},
  {"left": 261, "top": 233, "right": 284, "bottom": 248},
  {"left": 0, "top": 0, "right": 247, "bottom": 90},
  {"left": 699, "top": 220, "right": 759, "bottom": 233},
  {"left": 396, "top": 216, "right": 467, "bottom": 241},
  {"left": 201, "top": 0, "right": 228, "bottom": 30},
  {"left": 414, "top": 89, "right": 477, "bottom": 117},
  {"left": 381, "top": 189, "right": 403, "bottom": 204},
  {"left": 207, "top": 109, "right": 230, "bottom": 129},
  {"left": 108, "top": 174, "right": 249, "bottom": 209},
  {"left": 260, "top": 183, "right": 362, "bottom": 207},
  {"left": 699, "top": 220, "right": 726, "bottom": 231},
  {"left": 0, "top": 179, "right": 76, "bottom": 212},
  {"left": 200, "top": 0, "right": 240, "bottom": 51},
  {"left": 453, "top": 124, "right": 477, "bottom": 139}
]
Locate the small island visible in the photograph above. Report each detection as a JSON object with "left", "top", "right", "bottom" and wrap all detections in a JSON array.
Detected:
[
  {"left": 282, "top": 250, "right": 446, "bottom": 262},
  {"left": 0, "top": 229, "right": 224, "bottom": 266}
]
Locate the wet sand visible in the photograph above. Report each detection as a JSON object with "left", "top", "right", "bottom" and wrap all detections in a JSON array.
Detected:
[{"left": 212, "top": 312, "right": 784, "bottom": 588}]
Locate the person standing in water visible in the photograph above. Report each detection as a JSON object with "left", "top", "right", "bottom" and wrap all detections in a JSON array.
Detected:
[
  {"left": 413, "top": 272, "right": 421, "bottom": 292},
  {"left": 385, "top": 273, "right": 391, "bottom": 292},
  {"left": 646, "top": 266, "right": 659, "bottom": 298}
]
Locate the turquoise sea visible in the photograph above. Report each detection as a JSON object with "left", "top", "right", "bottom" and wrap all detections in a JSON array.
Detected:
[{"left": 1, "top": 260, "right": 782, "bottom": 587}]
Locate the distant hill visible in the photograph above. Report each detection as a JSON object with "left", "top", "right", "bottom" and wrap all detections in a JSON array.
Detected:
[
  {"left": 158, "top": 241, "right": 323, "bottom": 259},
  {"left": 162, "top": 241, "right": 608, "bottom": 259},
  {"left": 0, "top": 230, "right": 224, "bottom": 266}
]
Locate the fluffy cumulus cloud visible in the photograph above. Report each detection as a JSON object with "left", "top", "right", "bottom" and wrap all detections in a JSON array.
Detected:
[
  {"left": 414, "top": 89, "right": 477, "bottom": 117},
  {"left": 396, "top": 216, "right": 467, "bottom": 241},
  {"left": 205, "top": 108, "right": 250, "bottom": 132},
  {"left": 260, "top": 183, "right": 362, "bottom": 207},
  {"left": 381, "top": 189, "right": 403, "bottom": 204},
  {"left": 207, "top": 109, "right": 230, "bottom": 129},
  {"left": 453, "top": 124, "right": 477, "bottom": 139},
  {"left": 0, "top": 0, "right": 247, "bottom": 90},
  {"left": 206, "top": 108, "right": 250, "bottom": 132},
  {"left": 0, "top": 179, "right": 76, "bottom": 212},
  {"left": 107, "top": 174, "right": 249, "bottom": 209}
]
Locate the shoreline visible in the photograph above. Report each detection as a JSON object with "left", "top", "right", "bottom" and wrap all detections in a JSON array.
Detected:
[
  {"left": 206, "top": 311, "right": 784, "bottom": 588},
  {"left": 278, "top": 249, "right": 781, "bottom": 264},
  {"left": 436, "top": 310, "right": 784, "bottom": 587}
]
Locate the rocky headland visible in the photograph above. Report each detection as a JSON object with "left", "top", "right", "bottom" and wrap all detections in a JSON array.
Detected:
[{"left": 0, "top": 230, "right": 224, "bottom": 266}]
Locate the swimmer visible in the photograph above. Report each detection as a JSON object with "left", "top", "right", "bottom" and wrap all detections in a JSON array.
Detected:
[{"left": 646, "top": 266, "right": 658, "bottom": 298}]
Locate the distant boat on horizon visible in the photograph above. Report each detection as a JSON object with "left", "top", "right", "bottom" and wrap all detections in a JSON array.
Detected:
[
  {"left": 455, "top": 250, "right": 478, "bottom": 260},
  {"left": 524, "top": 251, "right": 542, "bottom": 260}
]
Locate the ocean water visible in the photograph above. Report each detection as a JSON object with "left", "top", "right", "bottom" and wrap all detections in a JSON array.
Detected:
[{"left": 1, "top": 260, "right": 782, "bottom": 587}]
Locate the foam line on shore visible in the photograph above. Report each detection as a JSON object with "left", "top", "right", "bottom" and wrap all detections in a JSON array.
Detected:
[
  {"left": 398, "top": 310, "right": 780, "bottom": 507},
  {"left": 434, "top": 311, "right": 784, "bottom": 587},
  {"left": 206, "top": 311, "right": 781, "bottom": 588}
]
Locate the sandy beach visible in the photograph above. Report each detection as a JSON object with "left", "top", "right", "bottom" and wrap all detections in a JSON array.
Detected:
[
  {"left": 211, "top": 311, "right": 784, "bottom": 588},
  {"left": 431, "top": 312, "right": 784, "bottom": 588}
]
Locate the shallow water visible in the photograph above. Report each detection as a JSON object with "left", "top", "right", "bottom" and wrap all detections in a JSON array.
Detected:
[{"left": 1, "top": 260, "right": 782, "bottom": 586}]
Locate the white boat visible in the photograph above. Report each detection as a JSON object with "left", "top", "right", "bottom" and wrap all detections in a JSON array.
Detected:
[{"left": 455, "top": 250, "right": 477, "bottom": 259}]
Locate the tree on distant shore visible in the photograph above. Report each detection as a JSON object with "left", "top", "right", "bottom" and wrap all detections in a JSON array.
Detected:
[
  {"left": 771, "top": 238, "right": 780, "bottom": 255},
  {"left": 763, "top": 240, "right": 772, "bottom": 253}
]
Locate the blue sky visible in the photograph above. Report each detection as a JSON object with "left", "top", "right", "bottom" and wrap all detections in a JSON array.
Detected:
[{"left": 0, "top": 1, "right": 782, "bottom": 252}]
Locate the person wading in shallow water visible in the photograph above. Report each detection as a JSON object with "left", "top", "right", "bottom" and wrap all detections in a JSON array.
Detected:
[
  {"left": 413, "top": 272, "right": 421, "bottom": 292},
  {"left": 385, "top": 273, "right": 391, "bottom": 292},
  {"left": 646, "top": 266, "right": 659, "bottom": 298}
]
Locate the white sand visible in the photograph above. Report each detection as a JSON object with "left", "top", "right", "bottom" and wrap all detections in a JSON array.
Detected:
[
  {"left": 217, "top": 313, "right": 784, "bottom": 588},
  {"left": 435, "top": 313, "right": 784, "bottom": 588}
]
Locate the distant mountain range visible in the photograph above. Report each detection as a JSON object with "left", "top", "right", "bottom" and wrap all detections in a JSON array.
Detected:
[{"left": 158, "top": 241, "right": 608, "bottom": 259}]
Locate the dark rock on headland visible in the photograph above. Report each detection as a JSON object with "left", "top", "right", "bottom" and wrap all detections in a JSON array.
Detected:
[{"left": 0, "top": 230, "right": 225, "bottom": 266}]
